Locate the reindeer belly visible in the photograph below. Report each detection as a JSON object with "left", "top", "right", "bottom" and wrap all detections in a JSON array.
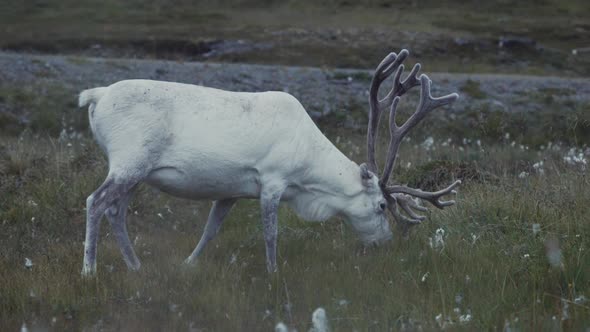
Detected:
[{"left": 145, "top": 164, "right": 261, "bottom": 200}]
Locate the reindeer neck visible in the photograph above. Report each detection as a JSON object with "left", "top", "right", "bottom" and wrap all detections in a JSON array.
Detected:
[
  {"left": 286, "top": 136, "right": 363, "bottom": 221},
  {"left": 312, "top": 142, "right": 363, "bottom": 197}
]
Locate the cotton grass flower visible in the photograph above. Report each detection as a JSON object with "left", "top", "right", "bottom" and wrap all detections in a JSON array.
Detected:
[
  {"left": 24, "top": 258, "right": 33, "bottom": 269},
  {"left": 429, "top": 228, "right": 445, "bottom": 250},
  {"left": 435, "top": 313, "right": 443, "bottom": 325},
  {"left": 532, "top": 161, "right": 544, "bottom": 175},
  {"left": 262, "top": 309, "right": 272, "bottom": 321},
  {"left": 275, "top": 307, "right": 329, "bottom": 332},
  {"left": 275, "top": 322, "right": 288, "bottom": 332},
  {"left": 561, "top": 298, "right": 569, "bottom": 321},
  {"left": 532, "top": 223, "right": 541, "bottom": 235},
  {"left": 459, "top": 314, "right": 472, "bottom": 324},
  {"left": 310, "top": 307, "right": 329, "bottom": 332},
  {"left": 563, "top": 147, "right": 587, "bottom": 170},
  {"left": 337, "top": 299, "right": 349, "bottom": 307},
  {"left": 545, "top": 237, "right": 562, "bottom": 269},
  {"left": 422, "top": 137, "right": 434, "bottom": 150}
]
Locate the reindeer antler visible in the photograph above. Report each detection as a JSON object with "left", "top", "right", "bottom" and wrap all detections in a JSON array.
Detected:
[
  {"left": 366, "top": 49, "right": 460, "bottom": 227},
  {"left": 366, "top": 50, "right": 421, "bottom": 174}
]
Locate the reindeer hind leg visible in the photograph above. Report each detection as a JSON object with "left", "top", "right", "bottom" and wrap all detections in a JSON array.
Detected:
[
  {"left": 105, "top": 186, "right": 141, "bottom": 271},
  {"left": 82, "top": 172, "right": 144, "bottom": 276}
]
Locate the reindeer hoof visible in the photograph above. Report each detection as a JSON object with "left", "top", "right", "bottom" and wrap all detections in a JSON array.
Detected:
[
  {"left": 183, "top": 257, "right": 198, "bottom": 266},
  {"left": 81, "top": 266, "right": 97, "bottom": 278},
  {"left": 126, "top": 260, "right": 141, "bottom": 271}
]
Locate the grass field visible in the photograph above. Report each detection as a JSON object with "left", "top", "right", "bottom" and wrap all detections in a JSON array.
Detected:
[{"left": 1, "top": 114, "right": 589, "bottom": 330}]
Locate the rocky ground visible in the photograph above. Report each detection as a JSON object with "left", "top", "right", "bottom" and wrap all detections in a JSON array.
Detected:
[{"left": 1, "top": 51, "right": 589, "bottom": 127}]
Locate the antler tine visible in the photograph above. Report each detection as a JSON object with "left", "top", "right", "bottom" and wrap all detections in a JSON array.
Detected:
[
  {"left": 396, "top": 193, "right": 428, "bottom": 220},
  {"left": 387, "top": 180, "right": 462, "bottom": 209},
  {"left": 381, "top": 49, "right": 409, "bottom": 78},
  {"left": 385, "top": 194, "right": 423, "bottom": 225},
  {"left": 399, "top": 75, "right": 459, "bottom": 136},
  {"left": 379, "top": 62, "right": 422, "bottom": 110},
  {"left": 366, "top": 50, "right": 408, "bottom": 173},
  {"left": 379, "top": 74, "right": 459, "bottom": 187}
]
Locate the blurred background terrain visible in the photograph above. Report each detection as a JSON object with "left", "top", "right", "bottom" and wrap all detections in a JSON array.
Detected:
[
  {"left": 1, "top": 0, "right": 589, "bottom": 75},
  {"left": 0, "top": 1, "right": 589, "bottom": 331}
]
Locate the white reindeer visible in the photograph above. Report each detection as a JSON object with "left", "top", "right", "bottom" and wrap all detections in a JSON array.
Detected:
[{"left": 78, "top": 49, "right": 460, "bottom": 276}]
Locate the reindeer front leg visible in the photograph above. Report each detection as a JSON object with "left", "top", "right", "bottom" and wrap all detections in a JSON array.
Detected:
[{"left": 260, "top": 185, "right": 284, "bottom": 273}]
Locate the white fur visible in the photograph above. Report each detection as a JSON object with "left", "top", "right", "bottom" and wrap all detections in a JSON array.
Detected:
[{"left": 80, "top": 79, "right": 391, "bottom": 253}]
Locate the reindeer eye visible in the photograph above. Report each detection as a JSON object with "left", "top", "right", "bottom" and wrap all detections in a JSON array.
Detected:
[{"left": 379, "top": 202, "right": 387, "bottom": 211}]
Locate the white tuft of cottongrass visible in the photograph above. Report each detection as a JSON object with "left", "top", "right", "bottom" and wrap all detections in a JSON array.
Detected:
[
  {"left": 532, "top": 223, "right": 541, "bottom": 235},
  {"left": 563, "top": 148, "right": 587, "bottom": 170},
  {"left": 545, "top": 237, "right": 562, "bottom": 268},
  {"left": 310, "top": 307, "right": 329, "bottom": 332},
  {"left": 275, "top": 307, "right": 328, "bottom": 332},
  {"left": 470, "top": 233, "right": 479, "bottom": 245},
  {"left": 429, "top": 228, "right": 445, "bottom": 250},
  {"left": 532, "top": 161, "right": 544, "bottom": 175},
  {"left": 24, "top": 258, "right": 33, "bottom": 269},
  {"left": 435, "top": 313, "right": 443, "bottom": 326},
  {"left": 459, "top": 314, "right": 472, "bottom": 323},
  {"left": 561, "top": 298, "right": 569, "bottom": 321},
  {"left": 422, "top": 137, "right": 434, "bottom": 150},
  {"left": 275, "top": 322, "right": 288, "bottom": 332}
]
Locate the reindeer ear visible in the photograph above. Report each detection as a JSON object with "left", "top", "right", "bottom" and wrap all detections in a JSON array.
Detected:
[{"left": 359, "top": 163, "right": 373, "bottom": 180}]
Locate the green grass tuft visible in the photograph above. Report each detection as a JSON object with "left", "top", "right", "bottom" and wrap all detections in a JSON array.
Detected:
[{"left": 460, "top": 80, "right": 487, "bottom": 100}]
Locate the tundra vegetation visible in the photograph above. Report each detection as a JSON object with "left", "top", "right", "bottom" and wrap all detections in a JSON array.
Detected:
[{"left": 1, "top": 0, "right": 590, "bottom": 331}]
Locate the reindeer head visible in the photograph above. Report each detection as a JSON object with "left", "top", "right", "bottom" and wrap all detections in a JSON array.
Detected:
[
  {"left": 348, "top": 49, "right": 461, "bottom": 244},
  {"left": 340, "top": 162, "right": 392, "bottom": 245}
]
